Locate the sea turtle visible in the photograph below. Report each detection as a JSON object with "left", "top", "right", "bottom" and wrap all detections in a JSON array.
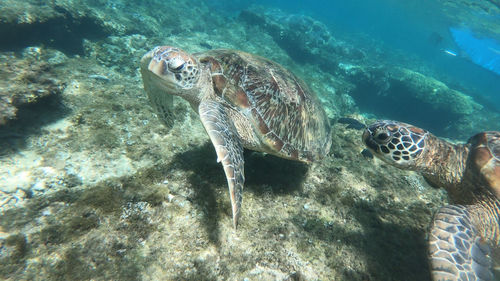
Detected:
[
  {"left": 362, "top": 120, "right": 499, "bottom": 281},
  {"left": 140, "top": 46, "right": 331, "bottom": 228}
]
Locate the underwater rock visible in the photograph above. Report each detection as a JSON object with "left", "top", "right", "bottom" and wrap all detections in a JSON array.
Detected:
[
  {"left": 0, "top": 48, "right": 66, "bottom": 126},
  {"left": 0, "top": 0, "right": 223, "bottom": 55},
  {"left": 239, "top": 7, "right": 365, "bottom": 68},
  {"left": 489, "top": 0, "right": 500, "bottom": 8},
  {"left": 0, "top": 233, "right": 27, "bottom": 276},
  {"left": 0, "top": 0, "right": 214, "bottom": 55},
  {"left": 0, "top": 1, "right": 110, "bottom": 55},
  {"left": 85, "top": 34, "right": 149, "bottom": 76},
  {"left": 339, "top": 63, "right": 499, "bottom": 139}
]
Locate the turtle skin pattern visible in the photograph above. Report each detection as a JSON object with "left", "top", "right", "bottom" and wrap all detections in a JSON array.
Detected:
[{"left": 362, "top": 120, "right": 500, "bottom": 281}]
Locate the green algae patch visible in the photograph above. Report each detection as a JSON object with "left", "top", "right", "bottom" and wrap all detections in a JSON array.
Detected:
[{"left": 0, "top": 122, "right": 445, "bottom": 280}]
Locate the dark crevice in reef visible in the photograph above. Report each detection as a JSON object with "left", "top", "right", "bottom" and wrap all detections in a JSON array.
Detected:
[
  {"left": 0, "top": 93, "right": 70, "bottom": 156},
  {"left": 0, "top": 7, "right": 110, "bottom": 55}
]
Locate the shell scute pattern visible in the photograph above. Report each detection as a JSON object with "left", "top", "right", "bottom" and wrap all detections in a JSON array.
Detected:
[
  {"left": 201, "top": 52, "right": 251, "bottom": 109},
  {"left": 200, "top": 50, "right": 330, "bottom": 161}
]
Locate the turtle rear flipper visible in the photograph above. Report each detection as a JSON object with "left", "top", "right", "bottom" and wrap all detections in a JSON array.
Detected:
[
  {"left": 429, "top": 205, "right": 493, "bottom": 281},
  {"left": 199, "top": 100, "right": 245, "bottom": 229}
]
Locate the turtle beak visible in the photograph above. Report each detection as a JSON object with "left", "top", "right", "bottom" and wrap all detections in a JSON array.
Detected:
[
  {"left": 362, "top": 129, "right": 379, "bottom": 152},
  {"left": 362, "top": 129, "right": 370, "bottom": 143},
  {"left": 140, "top": 50, "right": 155, "bottom": 73},
  {"left": 142, "top": 49, "right": 168, "bottom": 79}
]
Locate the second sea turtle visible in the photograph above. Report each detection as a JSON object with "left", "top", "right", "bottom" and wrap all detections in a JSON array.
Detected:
[
  {"left": 140, "top": 46, "right": 331, "bottom": 228},
  {"left": 362, "top": 120, "right": 499, "bottom": 280}
]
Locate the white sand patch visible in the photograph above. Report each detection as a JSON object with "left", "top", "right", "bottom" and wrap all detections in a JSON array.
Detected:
[
  {"left": 0, "top": 150, "right": 43, "bottom": 193},
  {"left": 64, "top": 150, "right": 151, "bottom": 185}
]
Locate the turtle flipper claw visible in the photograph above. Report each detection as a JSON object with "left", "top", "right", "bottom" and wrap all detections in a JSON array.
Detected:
[
  {"left": 199, "top": 100, "right": 245, "bottom": 228},
  {"left": 429, "top": 205, "right": 493, "bottom": 281}
]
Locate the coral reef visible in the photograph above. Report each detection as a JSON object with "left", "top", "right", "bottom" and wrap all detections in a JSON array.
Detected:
[
  {"left": 338, "top": 63, "right": 499, "bottom": 139},
  {"left": 0, "top": 0, "right": 218, "bottom": 55},
  {"left": 0, "top": 48, "right": 66, "bottom": 125},
  {"left": 239, "top": 7, "right": 366, "bottom": 68},
  {"left": 0, "top": 1, "right": 110, "bottom": 55}
]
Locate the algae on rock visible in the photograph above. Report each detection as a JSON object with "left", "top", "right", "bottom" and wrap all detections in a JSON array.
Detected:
[{"left": 0, "top": 49, "right": 66, "bottom": 126}]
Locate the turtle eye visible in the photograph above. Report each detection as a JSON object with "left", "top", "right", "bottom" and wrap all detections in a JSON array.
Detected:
[
  {"left": 168, "top": 57, "right": 186, "bottom": 72},
  {"left": 375, "top": 131, "right": 390, "bottom": 142}
]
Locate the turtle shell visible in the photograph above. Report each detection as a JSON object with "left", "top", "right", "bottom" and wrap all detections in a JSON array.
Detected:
[
  {"left": 468, "top": 131, "right": 500, "bottom": 198},
  {"left": 196, "top": 50, "right": 331, "bottom": 162}
]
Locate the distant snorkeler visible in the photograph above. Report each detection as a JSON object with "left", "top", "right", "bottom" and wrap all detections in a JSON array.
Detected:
[{"left": 428, "top": 31, "right": 443, "bottom": 47}]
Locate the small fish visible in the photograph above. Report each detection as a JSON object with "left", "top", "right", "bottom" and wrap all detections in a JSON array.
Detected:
[
  {"left": 443, "top": 49, "right": 458, "bottom": 56},
  {"left": 89, "top": 74, "right": 110, "bottom": 81},
  {"left": 336, "top": 117, "right": 366, "bottom": 130},
  {"left": 199, "top": 42, "right": 213, "bottom": 50}
]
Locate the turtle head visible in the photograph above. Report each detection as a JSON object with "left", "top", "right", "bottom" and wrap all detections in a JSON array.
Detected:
[
  {"left": 362, "top": 120, "right": 428, "bottom": 170},
  {"left": 140, "top": 46, "right": 200, "bottom": 92}
]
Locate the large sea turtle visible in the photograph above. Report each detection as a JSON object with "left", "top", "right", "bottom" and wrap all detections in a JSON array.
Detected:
[
  {"left": 140, "top": 46, "right": 331, "bottom": 228},
  {"left": 362, "top": 120, "right": 499, "bottom": 280}
]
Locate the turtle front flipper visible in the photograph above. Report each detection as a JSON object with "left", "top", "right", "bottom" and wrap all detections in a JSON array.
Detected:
[
  {"left": 140, "top": 51, "right": 178, "bottom": 129},
  {"left": 429, "top": 205, "right": 493, "bottom": 281},
  {"left": 141, "top": 72, "right": 176, "bottom": 129},
  {"left": 199, "top": 100, "right": 245, "bottom": 229}
]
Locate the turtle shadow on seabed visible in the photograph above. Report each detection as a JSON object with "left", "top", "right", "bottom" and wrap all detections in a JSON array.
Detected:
[
  {"left": 172, "top": 141, "right": 309, "bottom": 245},
  {"left": 350, "top": 200, "right": 431, "bottom": 280},
  {"left": 244, "top": 150, "right": 309, "bottom": 194},
  {"left": 292, "top": 197, "right": 432, "bottom": 280}
]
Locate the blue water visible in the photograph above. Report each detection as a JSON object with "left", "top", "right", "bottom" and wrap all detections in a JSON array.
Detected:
[{"left": 209, "top": 0, "right": 500, "bottom": 111}]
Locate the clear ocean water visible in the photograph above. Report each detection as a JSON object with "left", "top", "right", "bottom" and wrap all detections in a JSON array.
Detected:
[{"left": 213, "top": 0, "right": 500, "bottom": 110}]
